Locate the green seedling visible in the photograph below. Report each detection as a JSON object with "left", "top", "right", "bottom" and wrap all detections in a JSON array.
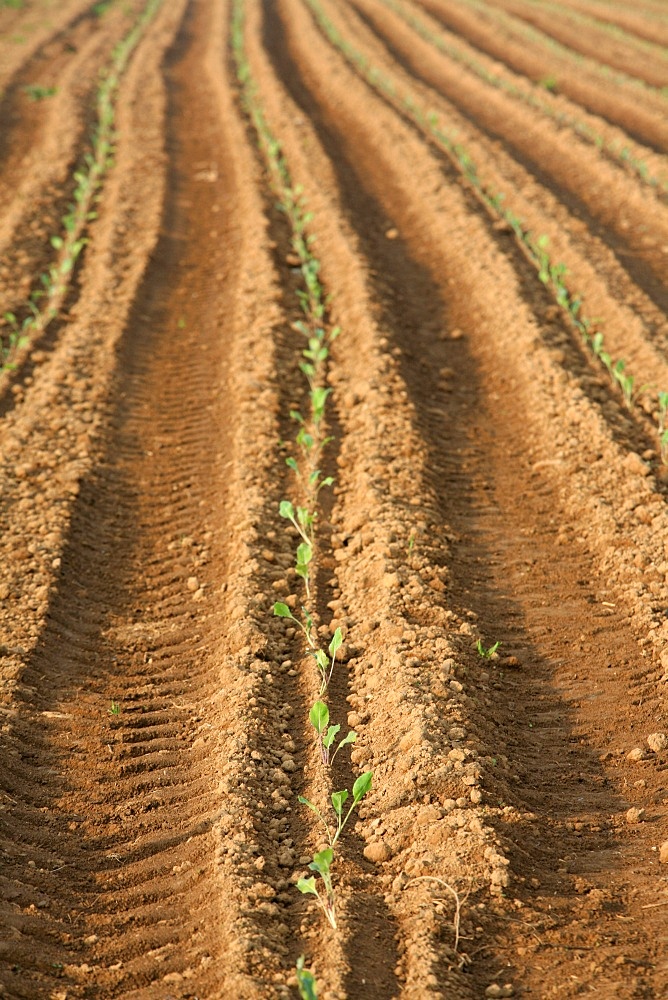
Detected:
[
  {"left": 1, "top": 312, "right": 30, "bottom": 371},
  {"left": 108, "top": 700, "right": 120, "bottom": 715},
  {"left": 279, "top": 499, "right": 314, "bottom": 545},
  {"left": 477, "top": 639, "right": 500, "bottom": 659},
  {"left": 296, "top": 956, "right": 318, "bottom": 999},
  {"left": 299, "top": 770, "right": 373, "bottom": 848},
  {"left": 612, "top": 359, "right": 646, "bottom": 409},
  {"left": 295, "top": 541, "right": 313, "bottom": 597},
  {"left": 24, "top": 84, "right": 57, "bottom": 101},
  {"left": 273, "top": 602, "right": 317, "bottom": 650},
  {"left": 539, "top": 75, "right": 558, "bottom": 93},
  {"left": 297, "top": 847, "right": 337, "bottom": 928},
  {"left": 313, "top": 627, "right": 342, "bottom": 694},
  {"left": 309, "top": 700, "right": 356, "bottom": 765}
]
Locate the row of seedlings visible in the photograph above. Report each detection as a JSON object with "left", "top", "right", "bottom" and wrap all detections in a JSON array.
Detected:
[
  {"left": 303, "top": 0, "right": 668, "bottom": 461},
  {"left": 376, "top": 0, "right": 667, "bottom": 195},
  {"left": 231, "top": 2, "right": 373, "bottom": 994},
  {"left": 1, "top": 0, "right": 163, "bottom": 372}
]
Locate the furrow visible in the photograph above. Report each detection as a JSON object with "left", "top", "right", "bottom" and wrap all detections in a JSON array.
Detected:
[
  {"left": 489, "top": 0, "right": 668, "bottom": 88},
  {"left": 0, "top": 0, "right": 308, "bottom": 994},
  {"left": 306, "top": 0, "right": 668, "bottom": 465},
  {"left": 416, "top": 0, "right": 668, "bottom": 152},
  {"left": 350, "top": 0, "right": 668, "bottom": 311},
  {"left": 0, "top": 0, "right": 96, "bottom": 98}
]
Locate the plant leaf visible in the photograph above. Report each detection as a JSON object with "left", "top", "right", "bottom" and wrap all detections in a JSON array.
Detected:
[
  {"left": 273, "top": 602, "right": 293, "bottom": 618},
  {"left": 309, "top": 700, "right": 329, "bottom": 735},
  {"left": 297, "top": 877, "right": 318, "bottom": 896},
  {"left": 279, "top": 500, "right": 294, "bottom": 520},
  {"left": 331, "top": 789, "right": 348, "bottom": 817},
  {"left": 310, "top": 847, "right": 333, "bottom": 875},
  {"left": 323, "top": 723, "right": 340, "bottom": 749},
  {"left": 329, "top": 627, "right": 342, "bottom": 657},
  {"left": 352, "top": 771, "right": 373, "bottom": 803}
]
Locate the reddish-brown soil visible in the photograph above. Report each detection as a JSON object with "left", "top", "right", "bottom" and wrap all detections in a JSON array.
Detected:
[{"left": 0, "top": 0, "right": 667, "bottom": 997}]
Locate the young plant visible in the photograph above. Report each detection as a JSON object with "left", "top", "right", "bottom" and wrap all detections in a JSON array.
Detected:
[
  {"left": 477, "top": 639, "right": 500, "bottom": 659},
  {"left": 296, "top": 956, "right": 318, "bottom": 999},
  {"left": 299, "top": 770, "right": 373, "bottom": 848},
  {"left": 309, "top": 700, "right": 356, "bottom": 765},
  {"left": 297, "top": 847, "right": 337, "bottom": 928},
  {"left": 24, "top": 84, "right": 57, "bottom": 100}
]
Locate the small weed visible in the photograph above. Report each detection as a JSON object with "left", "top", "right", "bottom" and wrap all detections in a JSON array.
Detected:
[
  {"left": 477, "top": 639, "right": 500, "bottom": 659},
  {"left": 108, "top": 701, "right": 121, "bottom": 715},
  {"left": 24, "top": 84, "right": 57, "bottom": 101}
]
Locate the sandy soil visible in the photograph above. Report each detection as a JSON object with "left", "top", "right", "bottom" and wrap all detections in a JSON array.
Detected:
[{"left": 0, "top": 0, "right": 667, "bottom": 997}]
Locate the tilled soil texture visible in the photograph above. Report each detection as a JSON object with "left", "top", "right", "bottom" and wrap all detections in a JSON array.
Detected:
[{"left": 1, "top": 0, "right": 668, "bottom": 998}]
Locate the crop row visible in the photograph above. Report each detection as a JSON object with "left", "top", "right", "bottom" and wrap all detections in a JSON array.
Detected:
[
  {"left": 377, "top": 0, "right": 667, "bottom": 196},
  {"left": 0, "top": 0, "right": 163, "bottom": 372},
  {"left": 304, "top": 0, "right": 668, "bottom": 462},
  {"left": 231, "top": 1, "right": 376, "bottom": 993},
  {"left": 456, "top": 0, "right": 665, "bottom": 95}
]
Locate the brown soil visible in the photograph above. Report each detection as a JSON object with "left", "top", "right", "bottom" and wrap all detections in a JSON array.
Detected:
[{"left": 0, "top": 0, "right": 667, "bottom": 998}]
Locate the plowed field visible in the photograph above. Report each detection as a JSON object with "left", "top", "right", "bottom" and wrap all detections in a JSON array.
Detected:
[{"left": 1, "top": 0, "right": 667, "bottom": 997}]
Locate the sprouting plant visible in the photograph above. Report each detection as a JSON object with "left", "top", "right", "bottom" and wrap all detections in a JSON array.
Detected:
[
  {"left": 539, "top": 75, "right": 558, "bottom": 93},
  {"left": 296, "top": 956, "right": 318, "bottom": 999},
  {"left": 279, "top": 499, "right": 315, "bottom": 546},
  {"left": 477, "top": 639, "right": 500, "bottom": 659},
  {"left": 297, "top": 773, "right": 373, "bottom": 928},
  {"left": 309, "top": 700, "right": 356, "bottom": 765},
  {"left": 612, "top": 359, "right": 646, "bottom": 409},
  {"left": 108, "top": 700, "right": 121, "bottom": 715},
  {"left": 24, "top": 84, "right": 57, "bottom": 100},
  {"left": 274, "top": 604, "right": 342, "bottom": 693},
  {"left": 297, "top": 847, "right": 337, "bottom": 928},
  {"left": 299, "top": 771, "right": 373, "bottom": 848},
  {"left": 1, "top": 312, "right": 30, "bottom": 371},
  {"left": 317, "top": 627, "right": 342, "bottom": 693}
]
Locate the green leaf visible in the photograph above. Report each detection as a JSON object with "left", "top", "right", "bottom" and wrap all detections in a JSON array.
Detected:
[
  {"left": 310, "top": 847, "right": 333, "bottom": 876},
  {"left": 50, "top": 235, "right": 63, "bottom": 250},
  {"left": 297, "top": 876, "right": 318, "bottom": 896},
  {"left": 298, "top": 795, "right": 323, "bottom": 822},
  {"left": 331, "top": 789, "right": 348, "bottom": 817},
  {"left": 273, "top": 602, "right": 293, "bottom": 618},
  {"left": 296, "top": 541, "right": 312, "bottom": 566},
  {"left": 328, "top": 627, "right": 342, "bottom": 657},
  {"left": 323, "top": 723, "right": 340, "bottom": 749},
  {"left": 339, "top": 730, "right": 357, "bottom": 750},
  {"left": 315, "top": 649, "right": 328, "bottom": 670},
  {"left": 279, "top": 500, "right": 294, "bottom": 520},
  {"left": 286, "top": 456, "right": 298, "bottom": 472},
  {"left": 309, "top": 700, "right": 329, "bottom": 734},
  {"left": 352, "top": 771, "right": 373, "bottom": 803},
  {"left": 296, "top": 957, "right": 318, "bottom": 1000}
]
